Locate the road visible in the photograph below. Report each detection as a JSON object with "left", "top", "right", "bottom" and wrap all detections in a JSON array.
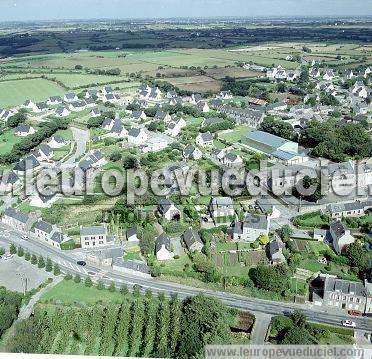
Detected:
[
  {"left": 0, "top": 225, "right": 371, "bottom": 332},
  {"left": 63, "top": 127, "right": 90, "bottom": 166}
]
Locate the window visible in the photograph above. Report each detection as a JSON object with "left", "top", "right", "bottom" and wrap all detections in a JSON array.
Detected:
[
  {"left": 99, "top": 241, "right": 104, "bottom": 244},
  {"left": 85, "top": 242, "right": 89, "bottom": 246}
]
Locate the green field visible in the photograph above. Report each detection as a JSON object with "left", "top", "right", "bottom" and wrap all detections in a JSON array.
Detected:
[
  {"left": 218, "top": 125, "right": 252, "bottom": 144},
  {"left": 0, "top": 78, "right": 65, "bottom": 107},
  {"left": 0, "top": 129, "right": 23, "bottom": 154},
  {"left": 41, "top": 279, "right": 124, "bottom": 304},
  {"left": 45, "top": 73, "right": 126, "bottom": 88}
]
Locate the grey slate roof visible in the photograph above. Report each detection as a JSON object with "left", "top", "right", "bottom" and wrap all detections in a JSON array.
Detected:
[
  {"left": 243, "top": 214, "right": 269, "bottom": 230},
  {"left": 113, "top": 258, "right": 150, "bottom": 274},
  {"left": 4, "top": 208, "right": 29, "bottom": 224},
  {"left": 199, "top": 132, "right": 214, "bottom": 142},
  {"left": 155, "top": 233, "right": 171, "bottom": 253},
  {"left": 324, "top": 276, "right": 366, "bottom": 297},
  {"left": 244, "top": 130, "right": 289, "bottom": 149},
  {"left": 183, "top": 228, "right": 203, "bottom": 250},
  {"left": 34, "top": 220, "right": 53, "bottom": 234},
  {"left": 13, "top": 155, "right": 40, "bottom": 172},
  {"left": 51, "top": 231, "right": 65, "bottom": 244},
  {"left": 330, "top": 221, "right": 348, "bottom": 240},
  {"left": 127, "top": 226, "right": 137, "bottom": 238},
  {"left": 80, "top": 225, "right": 107, "bottom": 236},
  {"left": 0, "top": 171, "right": 19, "bottom": 185},
  {"left": 203, "top": 117, "right": 224, "bottom": 126}
]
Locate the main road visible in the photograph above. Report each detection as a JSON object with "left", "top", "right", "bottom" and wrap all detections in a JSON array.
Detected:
[{"left": 0, "top": 225, "right": 370, "bottom": 332}]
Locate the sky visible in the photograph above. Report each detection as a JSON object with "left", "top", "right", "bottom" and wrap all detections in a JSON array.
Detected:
[{"left": 0, "top": 0, "right": 371, "bottom": 22}]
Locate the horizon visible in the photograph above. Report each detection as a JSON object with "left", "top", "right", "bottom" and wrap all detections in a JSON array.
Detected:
[{"left": 0, "top": 0, "right": 371, "bottom": 22}]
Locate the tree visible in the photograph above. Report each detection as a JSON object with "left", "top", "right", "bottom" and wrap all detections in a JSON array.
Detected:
[
  {"left": 123, "top": 155, "right": 139, "bottom": 169},
  {"left": 279, "top": 225, "right": 293, "bottom": 241},
  {"left": 258, "top": 234, "right": 269, "bottom": 245},
  {"left": 281, "top": 327, "right": 313, "bottom": 344},
  {"left": 31, "top": 254, "right": 37, "bottom": 265},
  {"left": 64, "top": 273, "right": 72, "bottom": 280},
  {"left": 177, "top": 295, "right": 232, "bottom": 357},
  {"left": 24, "top": 252, "right": 30, "bottom": 261},
  {"left": 120, "top": 284, "right": 129, "bottom": 295},
  {"left": 53, "top": 263, "right": 60, "bottom": 276},
  {"left": 109, "top": 150, "right": 122, "bottom": 162},
  {"left": 108, "top": 281, "right": 116, "bottom": 292},
  {"left": 37, "top": 256, "right": 45, "bottom": 268},
  {"left": 260, "top": 116, "right": 295, "bottom": 141},
  {"left": 249, "top": 264, "right": 290, "bottom": 294},
  {"left": 45, "top": 258, "right": 53, "bottom": 272},
  {"left": 10, "top": 243, "right": 16, "bottom": 254},
  {"left": 17, "top": 246, "right": 24, "bottom": 257},
  {"left": 97, "top": 280, "right": 104, "bottom": 290},
  {"left": 346, "top": 242, "right": 369, "bottom": 274},
  {"left": 74, "top": 274, "right": 81, "bottom": 283},
  {"left": 84, "top": 277, "right": 93, "bottom": 287},
  {"left": 291, "top": 310, "right": 307, "bottom": 328},
  {"left": 0, "top": 247, "right": 5, "bottom": 256}
]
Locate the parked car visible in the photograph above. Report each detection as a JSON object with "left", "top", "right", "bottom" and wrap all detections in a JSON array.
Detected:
[
  {"left": 341, "top": 320, "right": 356, "bottom": 328},
  {"left": 3, "top": 254, "right": 13, "bottom": 260},
  {"left": 77, "top": 261, "right": 86, "bottom": 266},
  {"left": 21, "top": 235, "right": 29, "bottom": 240},
  {"left": 348, "top": 310, "right": 362, "bottom": 317}
]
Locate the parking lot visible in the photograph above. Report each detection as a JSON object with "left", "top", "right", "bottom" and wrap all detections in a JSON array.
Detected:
[{"left": 0, "top": 254, "right": 51, "bottom": 292}]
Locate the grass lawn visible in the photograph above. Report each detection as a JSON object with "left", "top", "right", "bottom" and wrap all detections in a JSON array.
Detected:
[
  {"left": 159, "top": 255, "right": 193, "bottom": 276},
  {"left": 293, "top": 211, "right": 329, "bottom": 229},
  {"left": 45, "top": 73, "right": 127, "bottom": 88},
  {"left": 307, "top": 241, "right": 329, "bottom": 256},
  {"left": 289, "top": 277, "right": 307, "bottom": 294},
  {"left": 0, "top": 128, "right": 22, "bottom": 155},
  {"left": 41, "top": 280, "right": 124, "bottom": 304},
  {"left": 0, "top": 78, "right": 65, "bottom": 108},
  {"left": 217, "top": 125, "right": 252, "bottom": 144}
]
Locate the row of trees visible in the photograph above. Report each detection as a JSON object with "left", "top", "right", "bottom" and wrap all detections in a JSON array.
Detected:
[
  {"left": 0, "top": 287, "right": 23, "bottom": 338},
  {"left": 0, "top": 119, "right": 69, "bottom": 165},
  {"left": 8, "top": 293, "right": 234, "bottom": 358}
]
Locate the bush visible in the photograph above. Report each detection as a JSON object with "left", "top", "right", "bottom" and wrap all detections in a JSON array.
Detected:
[
  {"left": 74, "top": 274, "right": 81, "bottom": 283},
  {"left": 64, "top": 274, "right": 72, "bottom": 280},
  {"left": 97, "top": 280, "right": 104, "bottom": 290},
  {"left": 84, "top": 277, "right": 93, "bottom": 287},
  {"left": 37, "top": 256, "right": 45, "bottom": 268}
]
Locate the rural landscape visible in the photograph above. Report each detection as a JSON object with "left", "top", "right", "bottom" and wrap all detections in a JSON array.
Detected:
[{"left": 0, "top": 3, "right": 371, "bottom": 358}]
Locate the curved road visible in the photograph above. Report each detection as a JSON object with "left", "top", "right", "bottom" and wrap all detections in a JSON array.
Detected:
[{"left": 0, "top": 225, "right": 370, "bottom": 332}]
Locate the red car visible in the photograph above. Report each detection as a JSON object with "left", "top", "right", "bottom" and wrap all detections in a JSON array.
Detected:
[{"left": 348, "top": 310, "right": 362, "bottom": 317}]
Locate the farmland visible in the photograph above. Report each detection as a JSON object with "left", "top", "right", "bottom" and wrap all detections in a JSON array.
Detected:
[{"left": 0, "top": 78, "right": 65, "bottom": 107}]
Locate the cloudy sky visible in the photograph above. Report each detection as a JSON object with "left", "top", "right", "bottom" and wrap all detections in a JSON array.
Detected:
[{"left": 0, "top": 0, "right": 370, "bottom": 21}]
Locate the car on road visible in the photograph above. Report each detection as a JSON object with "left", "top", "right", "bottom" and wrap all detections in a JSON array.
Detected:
[
  {"left": 341, "top": 320, "right": 356, "bottom": 328},
  {"left": 348, "top": 310, "right": 362, "bottom": 317},
  {"left": 21, "top": 235, "right": 29, "bottom": 240},
  {"left": 3, "top": 254, "right": 13, "bottom": 260},
  {"left": 77, "top": 261, "right": 86, "bottom": 266}
]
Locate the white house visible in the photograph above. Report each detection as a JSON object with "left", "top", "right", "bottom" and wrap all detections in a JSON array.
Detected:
[
  {"left": 69, "top": 101, "right": 86, "bottom": 112},
  {"left": 196, "top": 102, "right": 210, "bottom": 113},
  {"left": 64, "top": 93, "right": 78, "bottom": 102},
  {"left": 155, "top": 233, "right": 174, "bottom": 261},
  {"left": 232, "top": 214, "right": 270, "bottom": 242},
  {"left": 80, "top": 224, "right": 110, "bottom": 249},
  {"left": 217, "top": 91, "right": 232, "bottom": 100},
  {"left": 209, "top": 197, "right": 235, "bottom": 220},
  {"left": 23, "top": 100, "right": 38, "bottom": 112},
  {"left": 127, "top": 226, "right": 138, "bottom": 242},
  {"left": 158, "top": 198, "right": 181, "bottom": 221},
  {"left": 55, "top": 107, "right": 70, "bottom": 117},
  {"left": 165, "top": 118, "right": 186, "bottom": 137},
  {"left": 15, "top": 124, "right": 35, "bottom": 137},
  {"left": 47, "top": 96, "right": 63, "bottom": 106},
  {"left": 330, "top": 221, "right": 355, "bottom": 254},
  {"left": 0, "top": 171, "right": 20, "bottom": 193},
  {"left": 131, "top": 111, "right": 147, "bottom": 122},
  {"left": 323, "top": 70, "right": 336, "bottom": 81},
  {"left": 183, "top": 145, "right": 202, "bottom": 160},
  {"left": 2, "top": 208, "right": 35, "bottom": 232},
  {"left": 48, "top": 135, "right": 67, "bottom": 149},
  {"left": 33, "top": 220, "right": 70, "bottom": 249},
  {"left": 128, "top": 128, "right": 148, "bottom": 145},
  {"left": 221, "top": 153, "right": 243, "bottom": 167},
  {"left": 196, "top": 132, "right": 214, "bottom": 148}
]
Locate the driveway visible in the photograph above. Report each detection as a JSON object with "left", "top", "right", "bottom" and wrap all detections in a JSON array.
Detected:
[{"left": 63, "top": 127, "right": 90, "bottom": 166}]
